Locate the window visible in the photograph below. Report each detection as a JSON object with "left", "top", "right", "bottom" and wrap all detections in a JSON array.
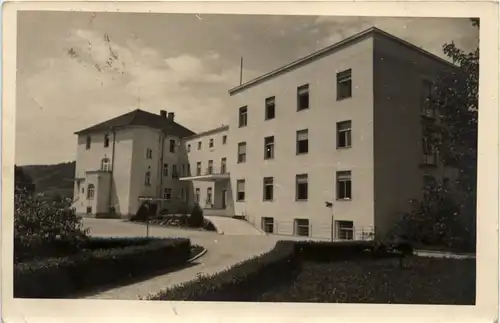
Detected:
[
  {"left": 187, "top": 144, "right": 191, "bottom": 152},
  {"left": 87, "top": 184, "right": 95, "bottom": 200},
  {"left": 195, "top": 188, "right": 200, "bottom": 203},
  {"left": 208, "top": 160, "right": 213, "bottom": 174},
  {"left": 206, "top": 187, "right": 213, "bottom": 205},
  {"left": 196, "top": 162, "right": 202, "bottom": 176},
  {"left": 82, "top": 187, "right": 84, "bottom": 194},
  {"left": 337, "top": 171, "right": 352, "bottom": 200},
  {"left": 86, "top": 136, "right": 91, "bottom": 150},
  {"left": 163, "top": 163, "right": 169, "bottom": 177},
  {"left": 337, "top": 121, "right": 352, "bottom": 148},
  {"left": 101, "top": 158, "right": 110, "bottom": 171},
  {"left": 294, "top": 219, "right": 310, "bottom": 236},
  {"left": 164, "top": 188, "right": 172, "bottom": 200},
  {"left": 296, "top": 129, "right": 309, "bottom": 154},
  {"left": 221, "top": 157, "right": 227, "bottom": 174},
  {"left": 172, "top": 164, "right": 178, "bottom": 178},
  {"left": 209, "top": 138, "right": 214, "bottom": 148},
  {"left": 264, "top": 136, "right": 275, "bottom": 160},
  {"left": 421, "top": 79, "right": 435, "bottom": 117},
  {"left": 236, "top": 180, "right": 245, "bottom": 201},
  {"left": 145, "top": 171, "right": 151, "bottom": 186},
  {"left": 337, "top": 69, "right": 352, "bottom": 100},
  {"left": 296, "top": 174, "right": 308, "bottom": 201},
  {"left": 422, "top": 131, "right": 437, "bottom": 165},
  {"left": 265, "top": 97, "right": 275, "bottom": 120},
  {"left": 86, "top": 207, "right": 92, "bottom": 214},
  {"left": 187, "top": 164, "right": 191, "bottom": 176},
  {"left": 263, "top": 177, "right": 274, "bottom": 201},
  {"left": 198, "top": 141, "right": 202, "bottom": 150},
  {"left": 239, "top": 106, "right": 248, "bottom": 127},
  {"left": 261, "top": 217, "right": 274, "bottom": 233},
  {"left": 297, "top": 84, "right": 309, "bottom": 111},
  {"left": 182, "top": 164, "right": 186, "bottom": 177},
  {"left": 146, "top": 148, "right": 153, "bottom": 159},
  {"left": 238, "top": 142, "right": 247, "bottom": 163},
  {"left": 222, "top": 135, "right": 227, "bottom": 144},
  {"left": 337, "top": 221, "right": 354, "bottom": 240},
  {"left": 104, "top": 134, "right": 110, "bottom": 147},
  {"left": 181, "top": 188, "right": 187, "bottom": 202},
  {"left": 169, "top": 139, "right": 176, "bottom": 153}
]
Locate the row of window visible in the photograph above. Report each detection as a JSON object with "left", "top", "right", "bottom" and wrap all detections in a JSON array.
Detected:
[
  {"left": 86, "top": 134, "right": 111, "bottom": 150},
  {"left": 187, "top": 135, "right": 228, "bottom": 152},
  {"left": 237, "top": 121, "right": 352, "bottom": 163},
  {"left": 238, "top": 69, "right": 352, "bottom": 127},
  {"left": 261, "top": 217, "right": 354, "bottom": 239},
  {"left": 162, "top": 187, "right": 188, "bottom": 202},
  {"left": 160, "top": 158, "right": 228, "bottom": 179},
  {"left": 235, "top": 171, "right": 352, "bottom": 202}
]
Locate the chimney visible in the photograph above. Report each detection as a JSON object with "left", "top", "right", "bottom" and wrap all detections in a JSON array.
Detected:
[
  {"left": 167, "top": 112, "right": 175, "bottom": 121},
  {"left": 160, "top": 110, "right": 167, "bottom": 118}
]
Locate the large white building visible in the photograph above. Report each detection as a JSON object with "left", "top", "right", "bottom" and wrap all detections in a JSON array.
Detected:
[{"left": 73, "top": 27, "right": 456, "bottom": 240}]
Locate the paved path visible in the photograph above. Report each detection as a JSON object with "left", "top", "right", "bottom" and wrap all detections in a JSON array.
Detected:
[
  {"left": 80, "top": 218, "right": 277, "bottom": 300},
  {"left": 204, "top": 216, "right": 265, "bottom": 235}
]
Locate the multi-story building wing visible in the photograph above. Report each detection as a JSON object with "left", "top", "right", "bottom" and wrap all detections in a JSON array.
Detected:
[
  {"left": 72, "top": 109, "right": 194, "bottom": 217},
  {"left": 73, "top": 27, "right": 457, "bottom": 240}
]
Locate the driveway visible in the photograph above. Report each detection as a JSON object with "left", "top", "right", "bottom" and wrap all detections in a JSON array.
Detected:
[
  {"left": 204, "top": 215, "right": 266, "bottom": 235},
  {"left": 80, "top": 218, "right": 278, "bottom": 300}
]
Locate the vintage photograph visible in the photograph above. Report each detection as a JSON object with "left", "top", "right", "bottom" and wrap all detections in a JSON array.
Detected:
[{"left": 14, "top": 11, "right": 479, "bottom": 304}]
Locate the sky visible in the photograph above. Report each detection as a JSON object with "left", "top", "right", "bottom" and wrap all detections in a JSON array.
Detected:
[{"left": 15, "top": 12, "right": 479, "bottom": 165}]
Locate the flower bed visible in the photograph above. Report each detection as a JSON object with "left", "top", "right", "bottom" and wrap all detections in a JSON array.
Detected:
[
  {"left": 147, "top": 240, "right": 475, "bottom": 304},
  {"left": 14, "top": 237, "right": 191, "bottom": 298}
]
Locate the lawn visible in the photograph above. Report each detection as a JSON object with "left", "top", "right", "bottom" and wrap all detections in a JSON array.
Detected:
[{"left": 258, "top": 256, "right": 475, "bottom": 305}]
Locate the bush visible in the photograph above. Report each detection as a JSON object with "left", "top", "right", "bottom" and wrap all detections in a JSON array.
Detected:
[
  {"left": 14, "top": 237, "right": 191, "bottom": 298},
  {"left": 148, "top": 240, "right": 386, "bottom": 301},
  {"left": 187, "top": 203, "right": 204, "bottom": 228},
  {"left": 389, "top": 178, "right": 475, "bottom": 252},
  {"left": 130, "top": 202, "right": 151, "bottom": 222},
  {"left": 14, "top": 187, "right": 89, "bottom": 263}
]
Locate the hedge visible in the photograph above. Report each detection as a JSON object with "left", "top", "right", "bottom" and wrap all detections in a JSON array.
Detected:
[
  {"left": 148, "top": 240, "right": 390, "bottom": 301},
  {"left": 14, "top": 236, "right": 162, "bottom": 263},
  {"left": 14, "top": 237, "right": 191, "bottom": 298}
]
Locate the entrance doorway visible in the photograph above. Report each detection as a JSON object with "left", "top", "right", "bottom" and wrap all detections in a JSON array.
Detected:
[{"left": 222, "top": 189, "right": 227, "bottom": 209}]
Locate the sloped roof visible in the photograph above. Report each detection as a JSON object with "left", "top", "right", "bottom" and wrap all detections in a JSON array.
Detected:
[{"left": 74, "top": 109, "right": 196, "bottom": 138}]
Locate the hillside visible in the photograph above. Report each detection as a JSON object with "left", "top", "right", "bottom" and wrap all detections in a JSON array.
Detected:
[{"left": 20, "top": 161, "right": 75, "bottom": 199}]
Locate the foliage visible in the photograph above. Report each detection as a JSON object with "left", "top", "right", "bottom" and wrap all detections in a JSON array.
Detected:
[
  {"left": 19, "top": 161, "right": 75, "bottom": 200},
  {"left": 14, "top": 237, "right": 191, "bottom": 298},
  {"left": 423, "top": 18, "right": 478, "bottom": 247},
  {"left": 258, "top": 257, "right": 475, "bottom": 305},
  {"left": 131, "top": 202, "right": 152, "bottom": 222},
  {"left": 15, "top": 165, "right": 35, "bottom": 193},
  {"left": 14, "top": 187, "right": 90, "bottom": 263},
  {"left": 188, "top": 203, "right": 204, "bottom": 228},
  {"left": 388, "top": 179, "right": 474, "bottom": 252},
  {"left": 148, "top": 240, "right": 388, "bottom": 301}
]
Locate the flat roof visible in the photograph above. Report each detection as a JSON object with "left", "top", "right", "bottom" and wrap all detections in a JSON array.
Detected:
[
  {"left": 229, "top": 26, "right": 457, "bottom": 95},
  {"left": 183, "top": 125, "right": 229, "bottom": 141}
]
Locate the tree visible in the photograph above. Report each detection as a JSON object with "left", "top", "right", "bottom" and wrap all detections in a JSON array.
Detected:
[
  {"left": 424, "top": 18, "right": 479, "bottom": 248},
  {"left": 15, "top": 165, "right": 35, "bottom": 193}
]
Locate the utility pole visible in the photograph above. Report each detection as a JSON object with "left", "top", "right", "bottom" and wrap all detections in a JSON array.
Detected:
[
  {"left": 325, "top": 201, "right": 334, "bottom": 241},
  {"left": 239, "top": 56, "right": 243, "bottom": 85}
]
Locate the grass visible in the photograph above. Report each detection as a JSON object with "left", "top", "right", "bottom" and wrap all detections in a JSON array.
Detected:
[{"left": 258, "top": 256, "right": 475, "bottom": 305}]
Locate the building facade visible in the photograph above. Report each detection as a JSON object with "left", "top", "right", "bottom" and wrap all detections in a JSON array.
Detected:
[{"left": 73, "top": 27, "right": 456, "bottom": 240}]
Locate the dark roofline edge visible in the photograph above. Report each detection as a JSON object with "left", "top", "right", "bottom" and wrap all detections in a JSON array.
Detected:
[
  {"left": 229, "top": 26, "right": 458, "bottom": 96},
  {"left": 74, "top": 124, "right": 195, "bottom": 137},
  {"left": 183, "top": 125, "right": 230, "bottom": 140}
]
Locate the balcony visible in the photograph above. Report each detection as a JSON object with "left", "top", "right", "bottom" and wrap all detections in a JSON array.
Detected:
[{"left": 179, "top": 167, "right": 230, "bottom": 182}]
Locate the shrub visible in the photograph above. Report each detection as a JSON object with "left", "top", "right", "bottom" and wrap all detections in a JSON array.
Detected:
[
  {"left": 14, "top": 237, "right": 191, "bottom": 298},
  {"left": 14, "top": 187, "right": 89, "bottom": 263},
  {"left": 131, "top": 202, "right": 152, "bottom": 222},
  {"left": 187, "top": 203, "right": 204, "bottom": 228},
  {"left": 149, "top": 240, "right": 297, "bottom": 301},
  {"left": 148, "top": 240, "right": 387, "bottom": 301},
  {"left": 389, "top": 178, "right": 475, "bottom": 252}
]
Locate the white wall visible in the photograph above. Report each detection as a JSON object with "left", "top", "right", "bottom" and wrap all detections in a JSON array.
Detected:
[{"left": 227, "top": 36, "right": 376, "bottom": 237}]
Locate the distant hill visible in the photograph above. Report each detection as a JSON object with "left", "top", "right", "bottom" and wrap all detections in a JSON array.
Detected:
[{"left": 20, "top": 161, "right": 75, "bottom": 199}]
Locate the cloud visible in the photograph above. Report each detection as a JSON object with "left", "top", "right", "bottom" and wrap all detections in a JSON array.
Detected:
[
  {"left": 310, "top": 17, "right": 478, "bottom": 58},
  {"left": 16, "top": 28, "right": 261, "bottom": 164}
]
